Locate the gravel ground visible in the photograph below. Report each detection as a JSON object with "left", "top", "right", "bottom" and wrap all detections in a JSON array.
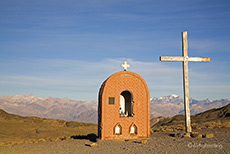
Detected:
[{"left": 0, "top": 128, "right": 229, "bottom": 154}]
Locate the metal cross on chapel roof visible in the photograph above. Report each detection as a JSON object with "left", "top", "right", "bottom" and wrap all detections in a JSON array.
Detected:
[{"left": 121, "top": 61, "right": 130, "bottom": 71}]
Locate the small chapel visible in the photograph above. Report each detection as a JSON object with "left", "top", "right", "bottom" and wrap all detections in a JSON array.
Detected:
[{"left": 98, "top": 61, "right": 150, "bottom": 140}]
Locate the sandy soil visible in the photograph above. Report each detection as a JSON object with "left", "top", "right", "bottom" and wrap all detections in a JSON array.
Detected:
[{"left": 0, "top": 128, "right": 229, "bottom": 154}]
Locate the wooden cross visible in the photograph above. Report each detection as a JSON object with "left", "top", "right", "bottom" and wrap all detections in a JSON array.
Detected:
[
  {"left": 121, "top": 61, "right": 130, "bottom": 71},
  {"left": 160, "top": 31, "right": 210, "bottom": 133}
]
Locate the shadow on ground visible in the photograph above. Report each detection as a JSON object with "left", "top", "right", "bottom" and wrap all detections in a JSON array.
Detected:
[{"left": 71, "top": 133, "right": 98, "bottom": 142}]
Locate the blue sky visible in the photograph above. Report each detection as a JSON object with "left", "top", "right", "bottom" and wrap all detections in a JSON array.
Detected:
[{"left": 0, "top": 0, "right": 229, "bottom": 100}]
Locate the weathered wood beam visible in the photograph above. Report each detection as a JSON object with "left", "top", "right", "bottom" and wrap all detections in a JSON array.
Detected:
[
  {"left": 160, "top": 56, "right": 184, "bottom": 61},
  {"left": 188, "top": 57, "right": 210, "bottom": 62}
]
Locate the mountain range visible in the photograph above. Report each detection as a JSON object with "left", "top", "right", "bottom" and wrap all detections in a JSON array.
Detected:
[
  {"left": 150, "top": 94, "right": 229, "bottom": 117},
  {"left": 0, "top": 94, "right": 229, "bottom": 124},
  {"left": 0, "top": 95, "right": 97, "bottom": 124}
]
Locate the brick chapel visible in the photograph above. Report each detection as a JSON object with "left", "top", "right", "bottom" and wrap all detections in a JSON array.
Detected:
[{"left": 98, "top": 61, "right": 150, "bottom": 140}]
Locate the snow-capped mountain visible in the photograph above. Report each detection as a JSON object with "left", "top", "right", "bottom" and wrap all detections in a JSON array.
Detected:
[{"left": 150, "top": 94, "right": 229, "bottom": 117}]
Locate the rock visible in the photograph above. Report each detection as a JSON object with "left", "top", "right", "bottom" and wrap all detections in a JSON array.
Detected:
[
  {"left": 169, "top": 133, "right": 183, "bottom": 138},
  {"left": 165, "top": 128, "right": 173, "bottom": 132},
  {"left": 160, "top": 128, "right": 165, "bottom": 132},
  {"left": 169, "top": 133, "right": 176, "bottom": 137},
  {"left": 141, "top": 140, "right": 147, "bottom": 144},
  {"left": 207, "top": 126, "right": 214, "bottom": 129},
  {"left": 59, "top": 136, "right": 67, "bottom": 140},
  {"left": 203, "top": 133, "right": 214, "bottom": 138},
  {"left": 223, "top": 121, "right": 230, "bottom": 127},
  {"left": 23, "top": 140, "right": 33, "bottom": 144},
  {"left": 191, "top": 132, "right": 202, "bottom": 138},
  {"left": 175, "top": 127, "right": 184, "bottom": 131},
  {"left": 88, "top": 143, "right": 97, "bottom": 147},
  {"left": 154, "top": 129, "right": 161, "bottom": 132},
  {"left": 38, "top": 138, "right": 46, "bottom": 142},
  {"left": 183, "top": 133, "right": 191, "bottom": 138}
]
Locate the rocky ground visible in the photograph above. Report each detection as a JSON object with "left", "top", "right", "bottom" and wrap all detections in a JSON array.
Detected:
[{"left": 0, "top": 128, "right": 229, "bottom": 154}]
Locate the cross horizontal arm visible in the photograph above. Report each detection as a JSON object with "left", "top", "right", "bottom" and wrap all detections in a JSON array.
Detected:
[
  {"left": 160, "top": 56, "right": 210, "bottom": 62},
  {"left": 188, "top": 57, "right": 210, "bottom": 62},
  {"left": 160, "top": 56, "right": 184, "bottom": 61}
]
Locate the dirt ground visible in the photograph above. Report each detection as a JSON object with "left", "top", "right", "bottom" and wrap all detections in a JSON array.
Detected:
[{"left": 0, "top": 128, "right": 229, "bottom": 154}]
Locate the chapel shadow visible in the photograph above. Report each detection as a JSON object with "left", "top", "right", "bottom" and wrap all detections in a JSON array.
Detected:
[{"left": 71, "top": 133, "right": 98, "bottom": 142}]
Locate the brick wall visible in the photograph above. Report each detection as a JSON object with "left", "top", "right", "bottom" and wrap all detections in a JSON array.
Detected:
[{"left": 98, "top": 71, "right": 150, "bottom": 140}]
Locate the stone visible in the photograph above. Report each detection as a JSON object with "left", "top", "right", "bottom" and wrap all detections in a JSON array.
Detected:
[
  {"left": 38, "top": 138, "right": 46, "bottom": 142},
  {"left": 165, "top": 128, "right": 173, "bottom": 132},
  {"left": 169, "top": 133, "right": 184, "bottom": 138},
  {"left": 89, "top": 143, "right": 98, "bottom": 147},
  {"left": 150, "top": 129, "right": 154, "bottom": 133},
  {"left": 141, "top": 140, "right": 147, "bottom": 144},
  {"left": 203, "top": 133, "right": 214, "bottom": 138},
  {"left": 23, "top": 140, "right": 33, "bottom": 144},
  {"left": 59, "top": 136, "right": 67, "bottom": 140},
  {"left": 169, "top": 133, "right": 176, "bottom": 137},
  {"left": 183, "top": 133, "right": 191, "bottom": 138},
  {"left": 191, "top": 132, "right": 202, "bottom": 138}
]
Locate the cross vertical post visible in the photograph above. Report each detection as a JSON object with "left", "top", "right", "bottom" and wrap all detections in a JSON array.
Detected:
[
  {"left": 182, "top": 31, "right": 191, "bottom": 133},
  {"left": 160, "top": 31, "right": 210, "bottom": 134}
]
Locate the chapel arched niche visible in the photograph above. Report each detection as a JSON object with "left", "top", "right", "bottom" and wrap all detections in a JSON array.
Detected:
[
  {"left": 113, "top": 123, "right": 122, "bottom": 135},
  {"left": 120, "top": 90, "right": 133, "bottom": 117},
  {"left": 129, "top": 123, "right": 138, "bottom": 135}
]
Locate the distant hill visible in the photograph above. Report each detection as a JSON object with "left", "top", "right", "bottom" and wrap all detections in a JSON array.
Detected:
[
  {"left": 0, "top": 109, "right": 97, "bottom": 146},
  {"left": 0, "top": 94, "right": 229, "bottom": 124},
  {"left": 151, "top": 103, "right": 230, "bottom": 132},
  {"left": 0, "top": 95, "right": 97, "bottom": 123}
]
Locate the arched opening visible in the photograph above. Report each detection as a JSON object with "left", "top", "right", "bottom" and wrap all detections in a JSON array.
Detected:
[
  {"left": 120, "top": 90, "right": 133, "bottom": 117},
  {"left": 130, "top": 124, "right": 137, "bottom": 135},
  {"left": 114, "top": 124, "right": 122, "bottom": 135}
]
